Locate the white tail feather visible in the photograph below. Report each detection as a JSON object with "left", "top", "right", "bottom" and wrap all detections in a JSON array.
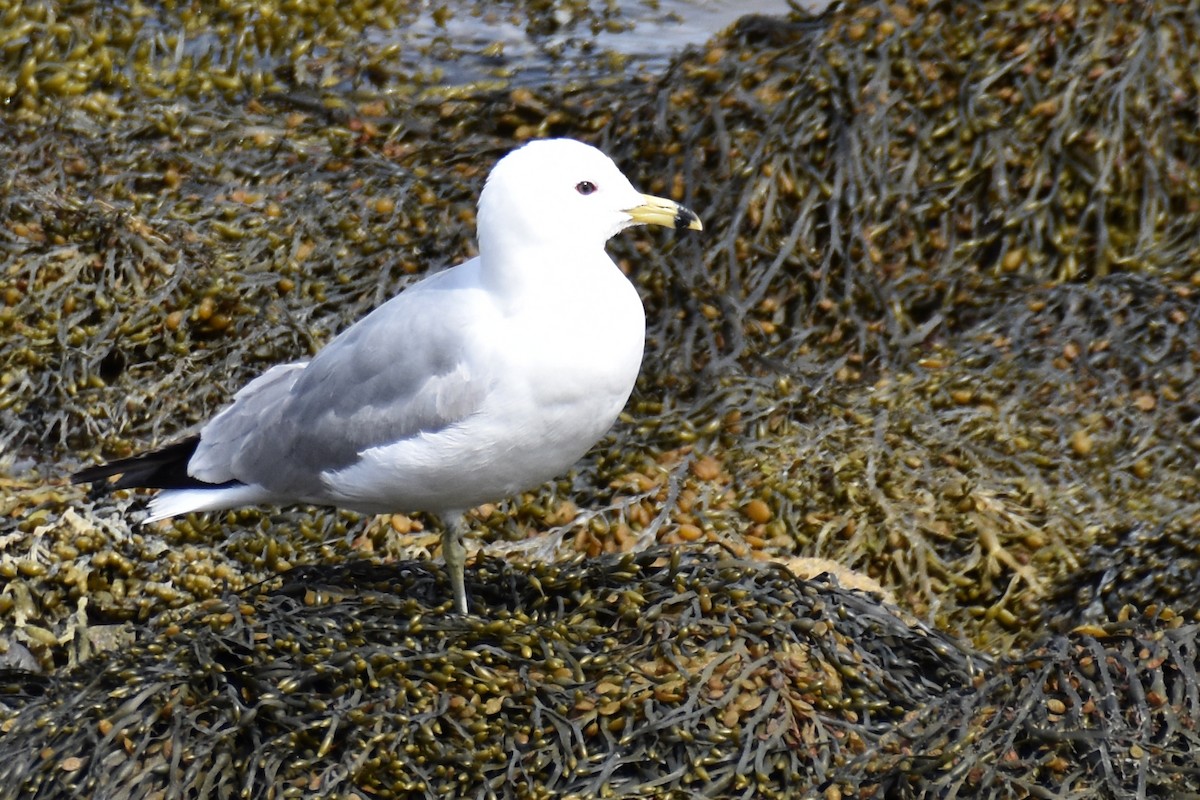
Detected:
[{"left": 144, "top": 485, "right": 275, "bottom": 523}]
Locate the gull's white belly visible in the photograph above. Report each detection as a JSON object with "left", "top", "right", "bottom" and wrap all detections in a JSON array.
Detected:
[{"left": 322, "top": 388, "right": 625, "bottom": 513}]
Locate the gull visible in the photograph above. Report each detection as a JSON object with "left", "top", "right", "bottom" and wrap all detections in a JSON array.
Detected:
[{"left": 74, "top": 138, "right": 702, "bottom": 614}]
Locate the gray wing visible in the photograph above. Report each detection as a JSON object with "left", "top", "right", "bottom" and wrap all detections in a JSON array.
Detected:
[
  {"left": 190, "top": 266, "right": 497, "bottom": 496},
  {"left": 189, "top": 362, "right": 309, "bottom": 483}
]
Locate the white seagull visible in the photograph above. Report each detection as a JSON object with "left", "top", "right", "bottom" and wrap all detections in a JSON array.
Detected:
[{"left": 74, "top": 138, "right": 703, "bottom": 613}]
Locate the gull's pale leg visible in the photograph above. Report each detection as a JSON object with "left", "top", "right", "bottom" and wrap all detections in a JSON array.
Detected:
[{"left": 442, "top": 512, "right": 468, "bottom": 613}]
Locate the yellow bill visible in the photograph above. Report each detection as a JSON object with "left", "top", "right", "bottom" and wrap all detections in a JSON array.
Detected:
[{"left": 626, "top": 194, "right": 703, "bottom": 231}]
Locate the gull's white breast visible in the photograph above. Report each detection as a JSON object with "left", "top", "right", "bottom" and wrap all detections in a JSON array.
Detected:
[{"left": 318, "top": 251, "right": 646, "bottom": 514}]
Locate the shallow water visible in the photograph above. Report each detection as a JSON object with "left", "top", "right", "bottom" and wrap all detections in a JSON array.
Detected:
[{"left": 362, "top": 0, "right": 803, "bottom": 90}]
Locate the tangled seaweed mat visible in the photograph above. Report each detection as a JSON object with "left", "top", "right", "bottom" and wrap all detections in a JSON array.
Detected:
[
  {"left": 5, "top": 0, "right": 1200, "bottom": 658},
  {"left": 5, "top": 0, "right": 1200, "bottom": 793},
  {"left": 1, "top": 547, "right": 1197, "bottom": 798},
  {"left": 0, "top": 548, "right": 975, "bottom": 799}
]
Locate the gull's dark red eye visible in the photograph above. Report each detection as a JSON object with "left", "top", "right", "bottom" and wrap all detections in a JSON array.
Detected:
[{"left": 575, "top": 181, "right": 597, "bottom": 195}]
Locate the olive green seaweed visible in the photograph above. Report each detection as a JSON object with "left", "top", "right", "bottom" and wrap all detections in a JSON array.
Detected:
[{"left": 2, "top": 0, "right": 1200, "bottom": 796}]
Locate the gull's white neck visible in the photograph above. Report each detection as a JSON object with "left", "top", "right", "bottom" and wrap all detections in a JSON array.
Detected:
[{"left": 477, "top": 232, "right": 619, "bottom": 307}]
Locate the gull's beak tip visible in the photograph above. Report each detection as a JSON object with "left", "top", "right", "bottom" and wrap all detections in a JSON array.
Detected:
[{"left": 676, "top": 205, "right": 703, "bottom": 232}]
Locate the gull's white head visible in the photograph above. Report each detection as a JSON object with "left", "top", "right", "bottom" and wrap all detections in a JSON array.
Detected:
[{"left": 477, "top": 138, "right": 701, "bottom": 256}]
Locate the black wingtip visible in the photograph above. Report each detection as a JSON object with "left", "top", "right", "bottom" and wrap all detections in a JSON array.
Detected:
[{"left": 73, "top": 436, "right": 238, "bottom": 491}]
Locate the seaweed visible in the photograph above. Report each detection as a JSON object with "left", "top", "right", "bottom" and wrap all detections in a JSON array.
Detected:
[
  {"left": 0, "top": 549, "right": 980, "bottom": 799},
  {"left": 3, "top": 0, "right": 1200, "bottom": 794}
]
